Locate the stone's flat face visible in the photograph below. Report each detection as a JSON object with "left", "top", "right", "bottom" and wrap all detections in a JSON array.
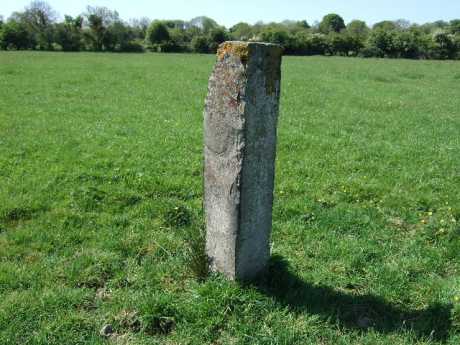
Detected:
[
  {"left": 204, "top": 43, "right": 247, "bottom": 278},
  {"left": 204, "top": 41, "right": 282, "bottom": 280}
]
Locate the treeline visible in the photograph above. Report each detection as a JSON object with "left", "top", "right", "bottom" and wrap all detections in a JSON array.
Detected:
[{"left": 1, "top": 1, "right": 460, "bottom": 59}]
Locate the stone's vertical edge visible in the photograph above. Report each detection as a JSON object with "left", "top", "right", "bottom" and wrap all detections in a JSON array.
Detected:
[
  {"left": 236, "top": 43, "right": 283, "bottom": 280},
  {"left": 204, "top": 41, "right": 282, "bottom": 281},
  {"left": 203, "top": 42, "right": 250, "bottom": 279}
]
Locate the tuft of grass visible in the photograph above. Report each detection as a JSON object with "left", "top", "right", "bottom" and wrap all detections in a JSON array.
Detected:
[
  {"left": 139, "top": 294, "right": 179, "bottom": 336},
  {"left": 185, "top": 225, "right": 210, "bottom": 281},
  {"left": 371, "top": 74, "right": 400, "bottom": 83},
  {"left": 453, "top": 302, "right": 460, "bottom": 330},
  {"left": 163, "top": 204, "right": 192, "bottom": 228},
  {"left": 0, "top": 206, "right": 46, "bottom": 224}
]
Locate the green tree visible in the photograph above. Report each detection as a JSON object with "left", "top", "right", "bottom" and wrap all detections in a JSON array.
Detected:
[
  {"left": 373, "top": 21, "right": 398, "bottom": 31},
  {"left": 394, "top": 19, "right": 411, "bottom": 30},
  {"left": 326, "top": 32, "right": 343, "bottom": 55},
  {"left": 288, "top": 32, "right": 328, "bottom": 55},
  {"left": 280, "top": 20, "right": 310, "bottom": 34},
  {"left": 0, "top": 16, "right": 3, "bottom": 49},
  {"left": 344, "top": 20, "right": 369, "bottom": 55},
  {"left": 129, "top": 17, "right": 150, "bottom": 40},
  {"left": 83, "top": 6, "right": 120, "bottom": 51},
  {"left": 85, "top": 6, "right": 120, "bottom": 26},
  {"left": 431, "top": 30, "right": 457, "bottom": 59},
  {"left": 167, "top": 27, "right": 188, "bottom": 52},
  {"left": 189, "top": 16, "right": 218, "bottom": 33},
  {"left": 86, "top": 14, "right": 105, "bottom": 51},
  {"left": 330, "top": 32, "right": 363, "bottom": 56},
  {"left": 449, "top": 19, "right": 460, "bottom": 34},
  {"left": 297, "top": 20, "right": 310, "bottom": 29},
  {"left": 163, "top": 20, "right": 186, "bottom": 30},
  {"left": 54, "top": 15, "right": 83, "bottom": 51},
  {"left": 392, "top": 30, "right": 423, "bottom": 58},
  {"left": 0, "top": 20, "right": 32, "bottom": 49},
  {"left": 230, "top": 22, "right": 253, "bottom": 41},
  {"left": 260, "top": 26, "right": 290, "bottom": 45},
  {"left": 319, "top": 13, "right": 345, "bottom": 34},
  {"left": 208, "top": 27, "right": 228, "bottom": 52},
  {"left": 146, "top": 21, "right": 170, "bottom": 45},
  {"left": 259, "top": 25, "right": 300, "bottom": 53},
  {"left": 13, "top": 1, "right": 57, "bottom": 50},
  {"left": 191, "top": 35, "right": 209, "bottom": 53},
  {"left": 347, "top": 20, "right": 369, "bottom": 41},
  {"left": 453, "top": 35, "right": 460, "bottom": 59},
  {"left": 308, "top": 33, "right": 328, "bottom": 55},
  {"left": 433, "top": 20, "right": 449, "bottom": 29},
  {"left": 366, "top": 29, "right": 394, "bottom": 57},
  {"left": 103, "top": 21, "right": 139, "bottom": 52}
]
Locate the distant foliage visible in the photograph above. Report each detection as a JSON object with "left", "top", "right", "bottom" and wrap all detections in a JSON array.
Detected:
[
  {"left": 319, "top": 13, "right": 346, "bottom": 34},
  {"left": 17, "top": 0, "right": 57, "bottom": 50},
  {"left": 146, "top": 21, "right": 170, "bottom": 45},
  {"left": 207, "top": 28, "right": 228, "bottom": 52},
  {"left": 0, "top": 2, "right": 459, "bottom": 59},
  {"left": 54, "top": 15, "right": 83, "bottom": 51},
  {"left": 191, "top": 35, "right": 209, "bottom": 53},
  {"left": 0, "top": 20, "right": 32, "bottom": 50},
  {"left": 230, "top": 22, "right": 253, "bottom": 41}
]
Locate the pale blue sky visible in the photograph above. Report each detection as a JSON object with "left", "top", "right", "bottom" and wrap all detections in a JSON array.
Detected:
[{"left": 2, "top": 0, "right": 460, "bottom": 27}]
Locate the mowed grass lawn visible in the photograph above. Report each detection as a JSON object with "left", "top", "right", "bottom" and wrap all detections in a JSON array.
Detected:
[{"left": 0, "top": 51, "right": 459, "bottom": 345}]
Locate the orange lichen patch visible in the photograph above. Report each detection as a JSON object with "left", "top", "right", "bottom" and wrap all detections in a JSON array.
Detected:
[{"left": 217, "top": 42, "right": 250, "bottom": 64}]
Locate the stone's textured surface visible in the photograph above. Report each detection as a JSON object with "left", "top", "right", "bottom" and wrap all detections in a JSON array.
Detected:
[{"left": 204, "top": 41, "right": 282, "bottom": 280}]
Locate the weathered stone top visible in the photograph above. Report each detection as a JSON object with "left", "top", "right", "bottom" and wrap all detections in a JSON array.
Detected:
[
  {"left": 217, "top": 41, "right": 283, "bottom": 65},
  {"left": 215, "top": 41, "right": 283, "bottom": 96}
]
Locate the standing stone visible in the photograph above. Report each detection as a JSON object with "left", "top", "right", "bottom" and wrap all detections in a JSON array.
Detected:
[{"left": 204, "top": 41, "right": 283, "bottom": 280}]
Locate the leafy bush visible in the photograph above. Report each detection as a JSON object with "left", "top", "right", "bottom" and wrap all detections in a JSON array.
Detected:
[
  {"left": 0, "top": 20, "right": 32, "bottom": 50},
  {"left": 367, "top": 28, "right": 398, "bottom": 57},
  {"left": 158, "top": 41, "right": 186, "bottom": 53},
  {"left": 208, "top": 27, "right": 228, "bottom": 52},
  {"left": 191, "top": 35, "right": 209, "bottom": 53},
  {"left": 359, "top": 45, "right": 384, "bottom": 58},
  {"left": 119, "top": 39, "right": 144, "bottom": 52},
  {"left": 431, "top": 30, "right": 457, "bottom": 59},
  {"left": 146, "top": 21, "right": 170, "bottom": 45},
  {"left": 54, "top": 16, "right": 83, "bottom": 51},
  {"left": 305, "top": 33, "right": 329, "bottom": 55},
  {"left": 260, "top": 27, "right": 290, "bottom": 46}
]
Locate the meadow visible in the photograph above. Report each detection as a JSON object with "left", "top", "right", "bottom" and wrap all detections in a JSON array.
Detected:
[{"left": 0, "top": 51, "right": 459, "bottom": 345}]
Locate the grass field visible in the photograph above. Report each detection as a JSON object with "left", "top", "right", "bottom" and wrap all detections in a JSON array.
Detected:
[{"left": 0, "top": 51, "right": 459, "bottom": 345}]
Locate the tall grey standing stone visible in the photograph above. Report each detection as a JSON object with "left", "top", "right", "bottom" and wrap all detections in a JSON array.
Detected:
[{"left": 204, "top": 41, "right": 283, "bottom": 280}]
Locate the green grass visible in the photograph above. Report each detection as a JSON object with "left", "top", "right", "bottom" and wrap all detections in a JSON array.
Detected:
[{"left": 0, "top": 51, "right": 459, "bottom": 345}]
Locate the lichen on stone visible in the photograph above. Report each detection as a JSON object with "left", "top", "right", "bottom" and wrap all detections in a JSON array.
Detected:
[{"left": 217, "top": 42, "right": 250, "bottom": 65}]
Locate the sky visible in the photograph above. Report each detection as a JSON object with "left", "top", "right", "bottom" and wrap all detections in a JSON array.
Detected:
[{"left": 1, "top": 0, "right": 460, "bottom": 27}]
